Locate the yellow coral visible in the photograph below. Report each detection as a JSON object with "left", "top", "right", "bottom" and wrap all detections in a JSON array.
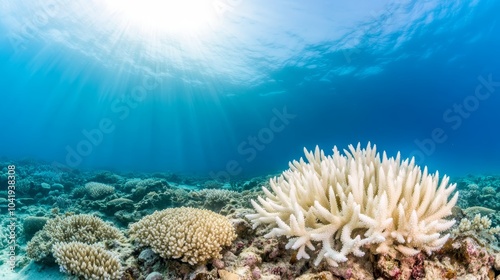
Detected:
[
  {"left": 129, "top": 207, "right": 236, "bottom": 265},
  {"left": 53, "top": 242, "right": 122, "bottom": 279}
]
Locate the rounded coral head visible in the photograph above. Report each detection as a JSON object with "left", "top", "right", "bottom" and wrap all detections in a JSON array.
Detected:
[{"left": 129, "top": 207, "right": 237, "bottom": 265}]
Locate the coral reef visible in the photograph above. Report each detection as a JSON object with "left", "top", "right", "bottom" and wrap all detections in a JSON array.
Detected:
[
  {"left": 201, "top": 180, "right": 224, "bottom": 189},
  {"left": 454, "top": 213, "right": 500, "bottom": 235},
  {"left": 452, "top": 213, "right": 500, "bottom": 250},
  {"left": 53, "top": 241, "right": 122, "bottom": 279},
  {"left": 84, "top": 182, "right": 115, "bottom": 199},
  {"left": 247, "top": 143, "right": 458, "bottom": 266},
  {"left": 456, "top": 175, "right": 500, "bottom": 211},
  {"left": 126, "top": 178, "right": 170, "bottom": 200},
  {"left": 425, "top": 236, "right": 496, "bottom": 279},
  {"left": 189, "top": 189, "right": 241, "bottom": 213},
  {"left": 26, "top": 214, "right": 124, "bottom": 262},
  {"left": 129, "top": 207, "right": 237, "bottom": 265},
  {"left": 2, "top": 158, "right": 499, "bottom": 280},
  {"left": 22, "top": 216, "right": 48, "bottom": 240}
]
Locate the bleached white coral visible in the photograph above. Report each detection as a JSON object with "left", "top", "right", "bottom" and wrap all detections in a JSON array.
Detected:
[
  {"left": 246, "top": 143, "right": 458, "bottom": 266},
  {"left": 454, "top": 214, "right": 500, "bottom": 235}
]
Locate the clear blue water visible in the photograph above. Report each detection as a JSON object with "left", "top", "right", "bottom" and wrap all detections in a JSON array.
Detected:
[{"left": 0, "top": 0, "right": 499, "bottom": 178}]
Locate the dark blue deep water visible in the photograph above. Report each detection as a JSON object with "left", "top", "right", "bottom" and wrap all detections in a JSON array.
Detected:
[{"left": 0, "top": 0, "right": 499, "bottom": 178}]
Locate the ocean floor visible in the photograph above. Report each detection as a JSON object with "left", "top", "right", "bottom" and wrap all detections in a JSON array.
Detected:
[{"left": 1, "top": 159, "right": 500, "bottom": 279}]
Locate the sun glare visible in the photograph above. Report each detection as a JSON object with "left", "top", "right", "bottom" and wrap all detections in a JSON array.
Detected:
[{"left": 104, "top": 0, "right": 219, "bottom": 36}]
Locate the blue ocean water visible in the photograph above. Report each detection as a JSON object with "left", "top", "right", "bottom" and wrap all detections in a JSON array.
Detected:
[{"left": 0, "top": 0, "right": 499, "bottom": 179}]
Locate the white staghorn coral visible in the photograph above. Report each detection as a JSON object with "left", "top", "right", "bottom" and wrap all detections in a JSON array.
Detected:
[{"left": 246, "top": 143, "right": 458, "bottom": 266}]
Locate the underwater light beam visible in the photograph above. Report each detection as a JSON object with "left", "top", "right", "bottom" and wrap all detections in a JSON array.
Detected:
[{"left": 103, "top": 0, "right": 221, "bottom": 36}]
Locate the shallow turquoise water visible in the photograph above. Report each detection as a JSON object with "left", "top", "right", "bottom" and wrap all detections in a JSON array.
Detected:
[{"left": 0, "top": 0, "right": 499, "bottom": 178}]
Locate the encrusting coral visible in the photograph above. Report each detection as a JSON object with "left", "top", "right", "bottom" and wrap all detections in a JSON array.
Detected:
[
  {"left": 53, "top": 241, "right": 122, "bottom": 279},
  {"left": 129, "top": 207, "right": 237, "bottom": 265},
  {"left": 246, "top": 143, "right": 458, "bottom": 266}
]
